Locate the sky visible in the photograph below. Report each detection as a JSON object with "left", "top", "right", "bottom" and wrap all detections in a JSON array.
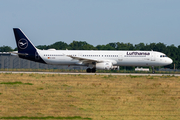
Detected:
[{"left": 0, "top": 0, "right": 180, "bottom": 49}]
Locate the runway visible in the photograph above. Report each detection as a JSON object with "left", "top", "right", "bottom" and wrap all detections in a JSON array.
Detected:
[{"left": 0, "top": 71, "right": 179, "bottom": 76}]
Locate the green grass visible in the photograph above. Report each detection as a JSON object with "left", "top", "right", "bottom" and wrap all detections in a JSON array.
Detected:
[
  {"left": 37, "top": 87, "right": 44, "bottom": 90},
  {"left": 0, "top": 81, "right": 33, "bottom": 85},
  {"left": 129, "top": 75, "right": 143, "bottom": 78}
]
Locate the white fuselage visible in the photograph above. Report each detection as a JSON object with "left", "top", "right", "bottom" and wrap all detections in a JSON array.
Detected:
[{"left": 37, "top": 49, "right": 173, "bottom": 67}]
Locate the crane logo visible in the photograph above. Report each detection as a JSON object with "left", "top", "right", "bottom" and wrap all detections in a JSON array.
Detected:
[{"left": 18, "top": 39, "right": 28, "bottom": 49}]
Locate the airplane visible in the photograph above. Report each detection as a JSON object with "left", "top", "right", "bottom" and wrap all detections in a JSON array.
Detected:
[{"left": 12, "top": 28, "right": 173, "bottom": 73}]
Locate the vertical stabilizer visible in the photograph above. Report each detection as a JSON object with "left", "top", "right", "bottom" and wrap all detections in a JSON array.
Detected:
[
  {"left": 13, "top": 28, "right": 36, "bottom": 53},
  {"left": 13, "top": 28, "right": 46, "bottom": 63}
]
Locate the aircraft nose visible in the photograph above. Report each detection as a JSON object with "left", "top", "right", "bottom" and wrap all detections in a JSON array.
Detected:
[{"left": 168, "top": 58, "right": 173, "bottom": 64}]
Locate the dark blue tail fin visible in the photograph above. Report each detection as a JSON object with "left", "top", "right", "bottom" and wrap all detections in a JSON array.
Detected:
[
  {"left": 13, "top": 28, "right": 45, "bottom": 64},
  {"left": 13, "top": 28, "right": 36, "bottom": 53}
]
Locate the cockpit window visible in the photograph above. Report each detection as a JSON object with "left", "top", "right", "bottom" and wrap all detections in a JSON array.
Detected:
[{"left": 160, "top": 55, "right": 167, "bottom": 57}]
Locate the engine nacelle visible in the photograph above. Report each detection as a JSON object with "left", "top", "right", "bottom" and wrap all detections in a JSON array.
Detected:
[{"left": 96, "top": 62, "right": 113, "bottom": 70}]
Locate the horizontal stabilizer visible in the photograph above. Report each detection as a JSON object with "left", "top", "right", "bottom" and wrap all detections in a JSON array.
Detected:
[{"left": 10, "top": 52, "right": 28, "bottom": 56}]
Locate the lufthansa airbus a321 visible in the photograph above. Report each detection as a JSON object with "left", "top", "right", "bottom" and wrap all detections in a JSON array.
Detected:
[{"left": 12, "top": 28, "right": 173, "bottom": 73}]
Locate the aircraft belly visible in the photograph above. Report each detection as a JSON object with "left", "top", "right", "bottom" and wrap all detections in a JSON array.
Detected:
[
  {"left": 43, "top": 57, "right": 78, "bottom": 65},
  {"left": 117, "top": 57, "right": 152, "bottom": 66},
  {"left": 117, "top": 59, "right": 165, "bottom": 66}
]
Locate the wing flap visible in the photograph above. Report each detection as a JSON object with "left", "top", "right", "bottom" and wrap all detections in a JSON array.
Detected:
[{"left": 67, "top": 55, "right": 103, "bottom": 63}]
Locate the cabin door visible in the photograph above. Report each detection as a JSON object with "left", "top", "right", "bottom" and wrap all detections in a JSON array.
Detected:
[
  {"left": 151, "top": 51, "right": 156, "bottom": 61},
  {"left": 118, "top": 53, "right": 123, "bottom": 61}
]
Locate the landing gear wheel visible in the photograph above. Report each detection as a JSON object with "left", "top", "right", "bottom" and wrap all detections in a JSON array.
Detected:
[
  {"left": 92, "top": 68, "right": 96, "bottom": 73},
  {"left": 86, "top": 68, "right": 92, "bottom": 73}
]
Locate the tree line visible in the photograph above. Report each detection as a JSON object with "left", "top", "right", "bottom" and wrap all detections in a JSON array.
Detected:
[{"left": 1, "top": 41, "right": 179, "bottom": 69}]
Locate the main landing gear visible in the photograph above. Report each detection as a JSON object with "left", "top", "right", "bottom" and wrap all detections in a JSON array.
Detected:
[
  {"left": 152, "top": 66, "right": 155, "bottom": 74},
  {"left": 86, "top": 68, "right": 96, "bottom": 73}
]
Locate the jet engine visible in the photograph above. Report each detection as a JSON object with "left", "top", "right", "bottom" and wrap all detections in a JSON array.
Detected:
[{"left": 96, "top": 62, "right": 113, "bottom": 70}]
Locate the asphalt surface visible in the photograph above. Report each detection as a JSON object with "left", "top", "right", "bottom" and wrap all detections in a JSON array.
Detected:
[{"left": 0, "top": 71, "right": 179, "bottom": 76}]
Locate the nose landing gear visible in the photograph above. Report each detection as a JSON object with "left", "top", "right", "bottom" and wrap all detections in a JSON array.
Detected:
[{"left": 86, "top": 68, "right": 96, "bottom": 73}]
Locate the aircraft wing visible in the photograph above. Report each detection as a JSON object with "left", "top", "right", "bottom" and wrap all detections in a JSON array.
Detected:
[{"left": 67, "top": 55, "right": 103, "bottom": 64}]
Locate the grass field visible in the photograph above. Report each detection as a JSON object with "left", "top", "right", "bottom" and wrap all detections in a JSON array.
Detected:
[
  {"left": 0, "top": 73, "right": 180, "bottom": 120},
  {"left": 1, "top": 68, "right": 179, "bottom": 74}
]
